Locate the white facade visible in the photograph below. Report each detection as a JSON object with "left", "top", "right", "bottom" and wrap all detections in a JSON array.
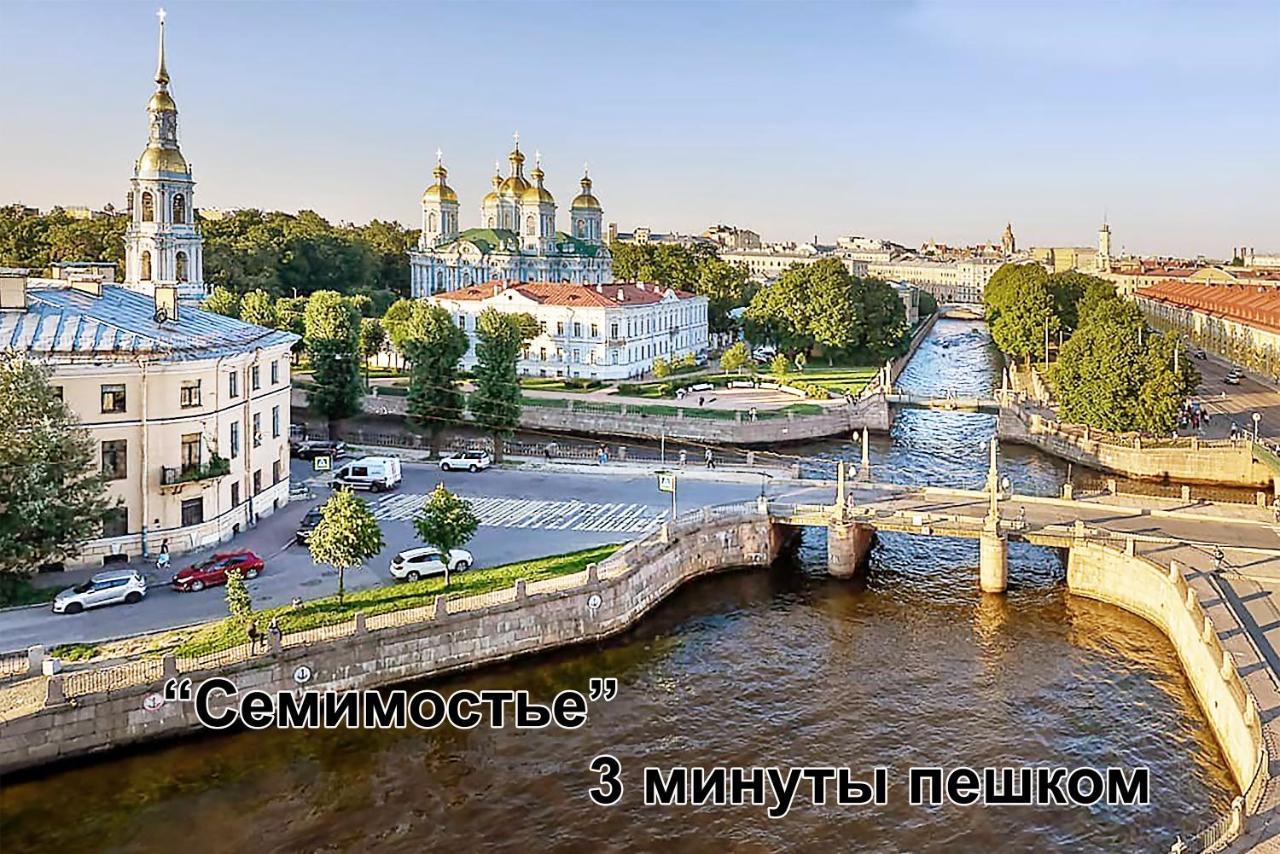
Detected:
[
  {"left": 409, "top": 142, "right": 612, "bottom": 297},
  {"left": 122, "top": 13, "right": 205, "bottom": 300},
  {"left": 430, "top": 281, "right": 709, "bottom": 380},
  {"left": 865, "top": 257, "right": 1002, "bottom": 305}
]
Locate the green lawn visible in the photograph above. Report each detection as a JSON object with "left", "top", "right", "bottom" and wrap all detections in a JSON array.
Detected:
[
  {"left": 174, "top": 544, "right": 620, "bottom": 658},
  {"left": 779, "top": 365, "right": 879, "bottom": 395}
]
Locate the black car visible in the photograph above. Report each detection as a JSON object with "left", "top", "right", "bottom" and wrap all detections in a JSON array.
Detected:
[
  {"left": 295, "top": 508, "right": 324, "bottom": 545},
  {"left": 293, "top": 440, "right": 347, "bottom": 461}
]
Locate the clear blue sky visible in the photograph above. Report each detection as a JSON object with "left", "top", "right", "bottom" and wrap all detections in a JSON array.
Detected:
[{"left": 2, "top": 1, "right": 1276, "bottom": 257}]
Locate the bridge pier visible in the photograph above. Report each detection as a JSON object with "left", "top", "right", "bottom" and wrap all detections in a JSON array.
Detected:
[
  {"left": 828, "top": 520, "right": 875, "bottom": 578},
  {"left": 979, "top": 529, "right": 1009, "bottom": 593}
]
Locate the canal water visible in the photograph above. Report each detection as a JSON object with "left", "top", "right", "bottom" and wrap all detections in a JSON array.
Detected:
[{"left": 0, "top": 320, "right": 1236, "bottom": 852}]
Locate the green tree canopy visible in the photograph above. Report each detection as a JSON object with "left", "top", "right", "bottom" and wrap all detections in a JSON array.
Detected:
[
  {"left": 224, "top": 568, "right": 253, "bottom": 619},
  {"left": 308, "top": 489, "right": 384, "bottom": 604},
  {"left": 984, "top": 263, "right": 1057, "bottom": 364},
  {"left": 400, "top": 303, "right": 469, "bottom": 454},
  {"left": 719, "top": 341, "right": 751, "bottom": 373},
  {"left": 203, "top": 286, "right": 240, "bottom": 318},
  {"left": 304, "top": 290, "right": 364, "bottom": 429},
  {"left": 238, "top": 289, "right": 277, "bottom": 328},
  {"left": 471, "top": 308, "right": 533, "bottom": 460},
  {"left": 412, "top": 484, "right": 480, "bottom": 587},
  {"left": 0, "top": 354, "right": 115, "bottom": 584}
]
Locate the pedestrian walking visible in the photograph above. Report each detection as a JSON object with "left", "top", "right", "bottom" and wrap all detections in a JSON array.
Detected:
[
  {"left": 268, "top": 616, "right": 282, "bottom": 648},
  {"left": 749, "top": 406, "right": 758, "bottom": 422},
  {"left": 1231, "top": 422, "right": 1239, "bottom": 442},
  {"left": 1017, "top": 506, "right": 1026, "bottom": 528},
  {"left": 247, "top": 619, "right": 262, "bottom": 653},
  {"left": 698, "top": 395, "right": 705, "bottom": 407},
  {"left": 679, "top": 449, "right": 687, "bottom": 468},
  {"left": 156, "top": 539, "right": 170, "bottom": 572},
  {"left": 1271, "top": 497, "right": 1280, "bottom": 524},
  {"left": 704, "top": 448, "right": 715, "bottom": 469},
  {"left": 1213, "top": 546, "right": 1226, "bottom": 573}
]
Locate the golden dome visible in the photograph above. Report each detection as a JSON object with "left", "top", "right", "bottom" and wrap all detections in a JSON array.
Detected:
[
  {"left": 571, "top": 193, "right": 601, "bottom": 210},
  {"left": 137, "top": 145, "right": 188, "bottom": 174},
  {"left": 422, "top": 184, "right": 458, "bottom": 204},
  {"left": 500, "top": 175, "right": 530, "bottom": 196},
  {"left": 147, "top": 89, "right": 177, "bottom": 112},
  {"left": 482, "top": 191, "right": 500, "bottom": 205},
  {"left": 522, "top": 184, "right": 555, "bottom": 205}
]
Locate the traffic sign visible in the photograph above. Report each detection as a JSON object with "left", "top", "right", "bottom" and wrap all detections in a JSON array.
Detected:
[
  {"left": 314, "top": 455, "right": 332, "bottom": 472},
  {"left": 658, "top": 472, "right": 676, "bottom": 493}
]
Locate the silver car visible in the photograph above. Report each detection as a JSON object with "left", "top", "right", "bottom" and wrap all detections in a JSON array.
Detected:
[{"left": 52, "top": 569, "right": 148, "bottom": 614}]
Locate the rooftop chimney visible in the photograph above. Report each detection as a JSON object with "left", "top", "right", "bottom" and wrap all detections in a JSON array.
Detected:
[
  {"left": 0, "top": 268, "right": 29, "bottom": 311},
  {"left": 154, "top": 284, "right": 179, "bottom": 323},
  {"left": 68, "top": 274, "right": 103, "bottom": 297},
  {"left": 617, "top": 288, "right": 625, "bottom": 302}
]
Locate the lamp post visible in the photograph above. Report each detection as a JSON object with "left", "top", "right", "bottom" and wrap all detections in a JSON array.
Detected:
[{"left": 1253, "top": 412, "right": 1261, "bottom": 444}]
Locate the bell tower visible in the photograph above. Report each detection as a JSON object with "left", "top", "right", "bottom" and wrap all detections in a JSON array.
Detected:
[{"left": 123, "top": 8, "right": 204, "bottom": 299}]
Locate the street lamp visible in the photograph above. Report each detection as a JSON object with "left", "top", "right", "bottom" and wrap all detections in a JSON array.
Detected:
[{"left": 1253, "top": 412, "right": 1261, "bottom": 443}]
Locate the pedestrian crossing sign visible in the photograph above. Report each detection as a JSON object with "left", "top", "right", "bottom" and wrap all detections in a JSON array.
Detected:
[
  {"left": 314, "top": 455, "right": 332, "bottom": 472},
  {"left": 658, "top": 472, "right": 676, "bottom": 493}
]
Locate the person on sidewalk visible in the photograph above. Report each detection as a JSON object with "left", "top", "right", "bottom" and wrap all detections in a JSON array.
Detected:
[
  {"left": 155, "top": 539, "right": 170, "bottom": 572},
  {"left": 679, "top": 449, "right": 687, "bottom": 468},
  {"left": 247, "top": 619, "right": 262, "bottom": 653},
  {"left": 268, "top": 616, "right": 283, "bottom": 648},
  {"left": 704, "top": 448, "right": 715, "bottom": 469}
]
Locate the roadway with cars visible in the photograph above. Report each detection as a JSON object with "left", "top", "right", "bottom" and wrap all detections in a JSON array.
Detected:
[
  {"left": 1189, "top": 352, "right": 1280, "bottom": 440},
  {"left": 0, "top": 460, "right": 830, "bottom": 652}
]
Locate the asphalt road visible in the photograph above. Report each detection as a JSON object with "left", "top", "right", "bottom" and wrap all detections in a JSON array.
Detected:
[
  {"left": 1188, "top": 353, "right": 1280, "bottom": 440},
  {"left": 0, "top": 461, "right": 830, "bottom": 652}
]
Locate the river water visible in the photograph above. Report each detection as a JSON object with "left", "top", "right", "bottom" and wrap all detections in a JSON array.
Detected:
[{"left": 0, "top": 320, "right": 1236, "bottom": 852}]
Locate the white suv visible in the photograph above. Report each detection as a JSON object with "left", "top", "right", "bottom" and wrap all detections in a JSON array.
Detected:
[
  {"left": 389, "top": 547, "right": 474, "bottom": 581},
  {"left": 52, "top": 569, "right": 148, "bottom": 614},
  {"left": 440, "top": 451, "right": 492, "bottom": 473}
]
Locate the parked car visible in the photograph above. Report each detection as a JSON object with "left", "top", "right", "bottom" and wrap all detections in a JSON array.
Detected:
[
  {"left": 172, "top": 550, "right": 263, "bottom": 592},
  {"left": 440, "top": 450, "right": 492, "bottom": 473},
  {"left": 292, "top": 440, "right": 347, "bottom": 461},
  {"left": 1192, "top": 348, "right": 1207, "bottom": 360},
  {"left": 52, "top": 569, "right": 147, "bottom": 614},
  {"left": 332, "top": 456, "right": 403, "bottom": 491},
  {"left": 295, "top": 507, "right": 324, "bottom": 545},
  {"left": 1225, "top": 368, "right": 1243, "bottom": 385},
  {"left": 389, "top": 547, "right": 474, "bottom": 581}
]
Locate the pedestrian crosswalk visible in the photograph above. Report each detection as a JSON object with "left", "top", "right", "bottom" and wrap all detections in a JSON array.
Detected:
[{"left": 368, "top": 494, "right": 664, "bottom": 533}]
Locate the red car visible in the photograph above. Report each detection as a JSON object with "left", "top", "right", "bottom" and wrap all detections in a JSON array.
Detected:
[{"left": 172, "top": 550, "right": 264, "bottom": 592}]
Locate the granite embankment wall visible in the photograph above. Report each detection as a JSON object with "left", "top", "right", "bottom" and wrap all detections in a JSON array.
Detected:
[
  {"left": 1067, "top": 540, "right": 1266, "bottom": 798},
  {"left": 294, "top": 388, "right": 892, "bottom": 445},
  {"left": 997, "top": 405, "right": 1272, "bottom": 489},
  {"left": 0, "top": 508, "right": 785, "bottom": 775}
]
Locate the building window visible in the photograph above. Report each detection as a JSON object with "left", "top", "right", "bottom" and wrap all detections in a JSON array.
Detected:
[
  {"left": 172, "top": 194, "right": 186, "bottom": 224},
  {"left": 271, "top": 360, "right": 279, "bottom": 385},
  {"left": 251, "top": 365, "right": 261, "bottom": 391},
  {"left": 539, "top": 347, "right": 547, "bottom": 361},
  {"left": 574, "top": 322, "right": 582, "bottom": 337},
  {"left": 591, "top": 324, "right": 599, "bottom": 338},
  {"left": 230, "top": 422, "right": 240, "bottom": 459},
  {"left": 101, "top": 440, "right": 127, "bottom": 480},
  {"left": 428, "top": 212, "right": 437, "bottom": 231},
  {"left": 272, "top": 459, "right": 281, "bottom": 484},
  {"left": 253, "top": 469, "right": 262, "bottom": 495},
  {"left": 179, "top": 379, "right": 201, "bottom": 408},
  {"left": 181, "top": 433, "right": 201, "bottom": 473},
  {"left": 181, "top": 497, "right": 204, "bottom": 526},
  {"left": 556, "top": 321, "right": 565, "bottom": 335},
  {"left": 140, "top": 251, "right": 152, "bottom": 281},
  {"left": 229, "top": 370, "right": 239, "bottom": 398},
  {"left": 272, "top": 405, "right": 280, "bottom": 438},
  {"left": 141, "top": 192, "right": 154, "bottom": 222},
  {"left": 252, "top": 413, "right": 262, "bottom": 447},
  {"left": 101, "top": 507, "right": 129, "bottom": 538},
  {"left": 176, "top": 251, "right": 188, "bottom": 283},
  {"left": 100, "top": 384, "right": 126, "bottom": 413},
  {"left": 525, "top": 215, "right": 535, "bottom": 236},
  {"left": 231, "top": 481, "right": 240, "bottom": 507},
  {"left": 610, "top": 323, "right": 618, "bottom": 339}
]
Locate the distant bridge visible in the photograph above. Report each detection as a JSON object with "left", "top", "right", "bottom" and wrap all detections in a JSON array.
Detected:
[{"left": 883, "top": 392, "right": 1002, "bottom": 414}]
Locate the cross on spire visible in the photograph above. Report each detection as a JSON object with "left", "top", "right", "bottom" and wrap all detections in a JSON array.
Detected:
[
  {"left": 155, "top": 7, "right": 169, "bottom": 86},
  {"left": 513, "top": 130, "right": 520, "bottom": 149},
  {"left": 436, "top": 148, "right": 443, "bottom": 165}
]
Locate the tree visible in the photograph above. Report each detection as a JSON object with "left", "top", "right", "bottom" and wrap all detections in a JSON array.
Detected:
[
  {"left": 719, "top": 341, "right": 750, "bottom": 373},
  {"left": 382, "top": 298, "right": 416, "bottom": 352},
  {"left": 0, "top": 355, "right": 115, "bottom": 597},
  {"left": 770, "top": 353, "right": 791, "bottom": 377},
  {"left": 471, "top": 308, "right": 532, "bottom": 461},
  {"left": 412, "top": 484, "right": 479, "bottom": 588},
  {"left": 307, "top": 489, "right": 384, "bottom": 604},
  {"left": 652, "top": 356, "right": 671, "bottom": 378},
  {"left": 304, "top": 290, "right": 363, "bottom": 434},
  {"left": 239, "top": 289, "right": 277, "bottom": 328},
  {"left": 917, "top": 289, "right": 939, "bottom": 317},
  {"left": 694, "top": 258, "right": 754, "bottom": 334},
  {"left": 1076, "top": 279, "right": 1119, "bottom": 328},
  {"left": 203, "top": 286, "right": 240, "bottom": 318},
  {"left": 225, "top": 568, "right": 252, "bottom": 619},
  {"left": 401, "top": 304, "right": 469, "bottom": 454},
  {"left": 983, "top": 264, "right": 1056, "bottom": 365},
  {"left": 358, "top": 317, "right": 386, "bottom": 391},
  {"left": 858, "top": 278, "right": 909, "bottom": 361}
]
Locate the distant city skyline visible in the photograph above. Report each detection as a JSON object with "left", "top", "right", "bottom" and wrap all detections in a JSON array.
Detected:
[{"left": 1, "top": 1, "right": 1276, "bottom": 258}]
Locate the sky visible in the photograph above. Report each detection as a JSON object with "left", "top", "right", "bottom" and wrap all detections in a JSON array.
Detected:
[{"left": 1, "top": 0, "right": 1277, "bottom": 258}]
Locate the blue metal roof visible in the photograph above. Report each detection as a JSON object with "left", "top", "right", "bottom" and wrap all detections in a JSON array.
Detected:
[{"left": 1, "top": 285, "right": 299, "bottom": 361}]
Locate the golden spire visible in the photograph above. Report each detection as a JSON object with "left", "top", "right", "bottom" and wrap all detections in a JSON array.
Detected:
[
  {"left": 433, "top": 148, "right": 446, "bottom": 182},
  {"left": 155, "top": 8, "right": 169, "bottom": 87}
]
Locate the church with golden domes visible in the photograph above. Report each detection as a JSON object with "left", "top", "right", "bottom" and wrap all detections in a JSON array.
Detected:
[
  {"left": 409, "top": 136, "right": 612, "bottom": 297},
  {"left": 122, "top": 9, "right": 205, "bottom": 299}
]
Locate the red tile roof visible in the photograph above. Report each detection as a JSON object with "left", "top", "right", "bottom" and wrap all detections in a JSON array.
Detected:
[
  {"left": 1136, "top": 280, "right": 1280, "bottom": 335},
  {"left": 435, "top": 280, "right": 697, "bottom": 307}
]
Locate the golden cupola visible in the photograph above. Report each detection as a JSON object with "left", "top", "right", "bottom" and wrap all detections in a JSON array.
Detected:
[
  {"left": 422, "top": 160, "right": 458, "bottom": 204},
  {"left": 499, "top": 137, "right": 530, "bottom": 195},
  {"left": 571, "top": 170, "right": 602, "bottom": 210},
  {"left": 482, "top": 162, "right": 502, "bottom": 206},
  {"left": 137, "top": 8, "right": 188, "bottom": 175},
  {"left": 522, "top": 154, "right": 555, "bottom": 205}
]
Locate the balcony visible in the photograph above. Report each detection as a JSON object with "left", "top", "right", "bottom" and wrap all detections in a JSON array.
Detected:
[
  {"left": 160, "top": 454, "right": 231, "bottom": 489},
  {"left": 605, "top": 338, "right": 626, "bottom": 347}
]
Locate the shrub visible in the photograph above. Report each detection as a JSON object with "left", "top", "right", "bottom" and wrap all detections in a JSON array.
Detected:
[{"left": 652, "top": 356, "right": 671, "bottom": 378}]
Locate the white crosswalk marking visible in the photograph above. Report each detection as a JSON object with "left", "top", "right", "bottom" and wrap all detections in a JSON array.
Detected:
[{"left": 368, "top": 494, "right": 663, "bottom": 533}]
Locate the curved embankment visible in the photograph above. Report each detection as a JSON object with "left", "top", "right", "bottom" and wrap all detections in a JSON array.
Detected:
[
  {"left": 1067, "top": 540, "right": 1269, "bottom": 847},
  {"left": 0, "top": 505, "right": 787, "bottom": 776}
]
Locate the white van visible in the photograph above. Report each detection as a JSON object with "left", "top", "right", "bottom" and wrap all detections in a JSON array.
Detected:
[{"left": 332, "top": 456, "right": 403, "bottom": 492}]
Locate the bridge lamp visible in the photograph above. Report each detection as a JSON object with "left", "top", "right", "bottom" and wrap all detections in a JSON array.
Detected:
[{"left": 1253, "top": 412, "right": 1261, "bottom": 443}]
